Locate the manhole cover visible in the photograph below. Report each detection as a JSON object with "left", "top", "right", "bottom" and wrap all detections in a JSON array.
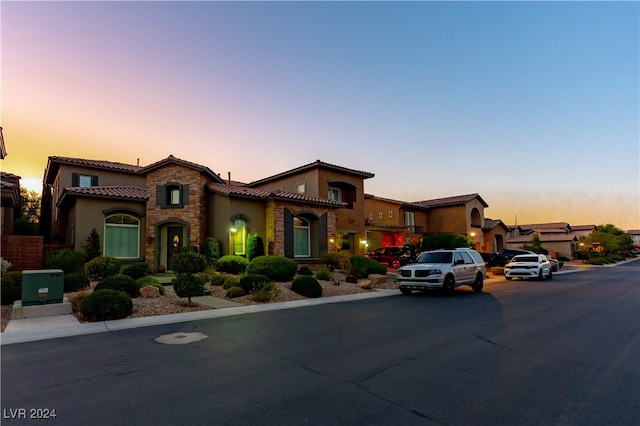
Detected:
[{"left": 155, "top": 332, "right": 208, "bottom": 345}]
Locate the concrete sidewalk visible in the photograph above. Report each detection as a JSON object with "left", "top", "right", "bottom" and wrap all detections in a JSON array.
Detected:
[{"left": 0, "top": 290, "right": 399, "bottom": 346}]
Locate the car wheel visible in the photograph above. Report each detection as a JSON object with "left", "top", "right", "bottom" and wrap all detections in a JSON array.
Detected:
[
  {"left": 537, "top": 270, "right": 543, "bottom": 281},
  {"left": 400, "top": 287, "right": 412, "bottom": 295},
  {"left": 472, "top": 273, "right": 483, "bottom": 292},
  {"left": 442, "top": 275, "right": 455, "bottom": 296},
  {"left": 506, "top": 276, "right": 512, "bottom": 281},
  {"left": 390, "top": 259, "right": 401, "bottom": 269},
  {"left": 548, "top": 270, "right": 553, "bottom": 280}
]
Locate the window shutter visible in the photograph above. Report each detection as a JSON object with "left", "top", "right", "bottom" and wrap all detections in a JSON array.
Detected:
[
  {"left": 91, "top": 175, "right": 99, "bottom": 186},
  {"left": 156, "top": 185, "right": 165, "bottom": 206},
  {"left": 182, "top": 184, "right": 189, "bottom": 205},
  {"left": 284, "top": 208, "right": 294, "bottom": 258},
  {"left": 71, "top": 173, "right": 79, "bottom": 187},
  {"left": 319, "top": 213, "right": 328, "bottom": 253}
]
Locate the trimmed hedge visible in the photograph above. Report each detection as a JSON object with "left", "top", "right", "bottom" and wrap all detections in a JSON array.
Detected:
[
  {"left": 349, "top": 255, "right": 387, "bottom": 279},
  {"left": 136, "top": 276, "right": 165, "bottom": 295},
  {"left": 315, "top": 267, "right": 332, "bottom": 281},
  {"left": 85, "top": 256, "right": 122, "bottom": 280},
  {"left": 226, "top": 286, "right": 246, "bottom": 298},
  {"left": 122, "top": 262, "right": 152, "bottom": 279},
  {"left": 238, "top": 274, "right": 271, "bottom": 294},
  {"left": 217, "top": 255, "right": 249, "bottom": 274},
  {"left": 94, "top": 274, "right": 140, "bottom": 298},
  {"left": 64, "top": 273, "right": 90, "bottom": 292},
  {"left": 46, "top": 249, "right": 86, "bottom": 274},
  {"left": 297, "top": 266, "right": 313, "bottom": 276},
  {"left": 80, "top": 289, "right": 132, "bottom": 321},
  {"left": 246, "top": 256, "right": 297, "bottom": 282},
  {"left": 291, "top": 276, "right": 323, "bottom": 298}
]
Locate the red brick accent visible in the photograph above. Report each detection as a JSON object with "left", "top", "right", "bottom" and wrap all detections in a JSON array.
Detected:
[{"left": 1, "top": 236, "right": 44, "bottom": 271}]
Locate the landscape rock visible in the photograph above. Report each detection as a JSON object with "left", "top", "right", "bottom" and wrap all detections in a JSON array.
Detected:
[
  {"left": 140, "top": 285, "right": 160, "bottom": 298},
  {"left": 357, "top": 279, "right": 373, "bottom": 289},
  {"left": 368, "top": 274, "right": 387, "bottom": 285}
]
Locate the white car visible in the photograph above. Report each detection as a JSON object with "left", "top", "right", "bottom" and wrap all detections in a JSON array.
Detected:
[
  {"left": 504, "top": 254, "right": 553, "bottom": 281},
  {"left": 396, "top": 248, "right": 486, "bottom": 296}
]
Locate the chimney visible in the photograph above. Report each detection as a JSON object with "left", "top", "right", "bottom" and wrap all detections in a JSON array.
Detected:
[
  {"left": 227, "top": 172, "right": 231, "bottom": 186},
  {"left": 137, "top": 158, "right": 140, "bottom": 166}
]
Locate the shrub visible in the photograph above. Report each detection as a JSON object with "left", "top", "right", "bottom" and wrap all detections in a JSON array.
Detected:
[
  {"left": 173, "top": 251, "right": 206, "bottom": 275},
  {"left": 223, "top": 278, "right": 240, "bottom": 290},
  {"left": 80, "top": 289, "right": 132, "bottom": 321},
  {"left": 217, "top": 255, "right": 249, "bottom": 274},
  {"left": 1, "top": 257, "right": 12, "bottom": 274},
  {"left": 203, "top": 238, "right": 221, "bottom": 267},
  {"left": 85, "top": 256, "right": 122, "bottom": 280},
  {"left": 246, "top": 256, "right": 298, "bottom": 282},
  {"left": 247, "top": 233, "right": 265, "bottom": 261},
  {"left": 251, "top": 282, "right": 279, "bottom": 302},
  {"left": 209, "top": 272, "right": 227, "bottom": 287},
  {"left": 320, "top": 252, "right": 342, "bottom": 271},
  {"left": 46, "top": 249, "right": 86, "bottom": 274},
  {"left": 136, "top": 276, "right": 165, "bottom": 295},
  {"left": 83, "top": 228, "right": 101, "bottom": 261},
  {"left": 64, "top": 273, "right": 90, "bottom": 292},
  {"left": 297, "top": 266, "right": 313, "bottom": 276},
  {"left": 173, "top": 273, "right": 206, "bottom": 304},
  {"left": 94, "top": 274, "right": 140, "bottom": 297},
  {"left": 349, "top": 255, "right": 387, "bottom": 279},
  {"left": 69, "top": 289, "right": 91, "bottom": 314},
  {"left": 122, "top": 262, "right": 151, "bottom": 279},
  {"left": 226, "top": 286, "right": 245, "bottom": 298},
  {"left": 1, "top": 271, "right": 22, "bottom": 305},
  {"left": 291, "top": 276, "right": 323, "bottom": 298},
  {"left": 315, "top": 267, "right": 332, "bottom": 281},
  {"left": 200, "top": 267, "right": 218, "bottom": 283},
  {"left": 239, "top": 274, "right": 271, "bottom": 294}
]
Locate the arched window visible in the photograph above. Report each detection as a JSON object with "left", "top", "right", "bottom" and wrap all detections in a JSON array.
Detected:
[
  {"left": 104, "top": 214, "right": 140, "bottom": 259},
  {"left": 294, "top": 217, "right": 310, "bottom": 257}
]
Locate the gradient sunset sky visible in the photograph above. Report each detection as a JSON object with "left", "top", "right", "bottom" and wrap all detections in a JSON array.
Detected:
[{"left": 1, "top": 1, "right": 638, "bottom": 230}]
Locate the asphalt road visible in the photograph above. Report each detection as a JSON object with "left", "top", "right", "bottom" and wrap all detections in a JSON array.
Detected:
[{"left": 2, "top": 261, "right": 639, "bottom": 425}]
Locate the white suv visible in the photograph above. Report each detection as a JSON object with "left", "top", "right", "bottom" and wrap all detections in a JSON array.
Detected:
[{"left": 396, "top": 248, "right": 486, "bottom": 296}]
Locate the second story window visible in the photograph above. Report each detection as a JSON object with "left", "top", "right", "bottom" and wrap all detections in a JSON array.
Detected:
[
  {"left": 296, "top": 183, "right": 306, "bottom": 194},
  {"left": 72, "top": 173, "right": 98, "bottom": 188},
  {"left": 328, "top": 188, "right": 341, "bottom": 201},
  {"left": 169, "top": 186, "right": 181, "bottom": 205},
  {"left": 157, "top": 183, "right": 189, "bottom": 208}
]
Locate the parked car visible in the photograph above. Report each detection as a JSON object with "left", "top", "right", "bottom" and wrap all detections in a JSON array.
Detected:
[
  {"left": 366, "top": 246, "right": 416, "bottom": 269},
  {"left": 548, "top": 258, "right": 559, "bottom": 272},
  {"left": 481, "top": 249, "right": 535, "bottom": 267},
  {"left": 504, "top": 254, "right": 552, "bottom": 281},
  {"left": 396, "top": 248, "right": 486, "bottom": 296}
]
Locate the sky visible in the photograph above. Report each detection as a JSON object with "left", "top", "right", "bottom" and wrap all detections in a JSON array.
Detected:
[{"left": 1, "top": 1, "right": 638, "bottom": 230}]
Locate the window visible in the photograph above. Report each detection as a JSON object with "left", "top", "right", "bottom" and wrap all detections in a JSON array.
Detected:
[
  {"left": 104, "top": 214, "right": 139, "bottom": 259},
  {"left": 369, "top": 213, "right": 374, "bottom": 221},
  {"left": 293, "top": 217, "right": 310, "bottom": 257},
  {"left": 388, "top": 211, "right": 393, "bottom": 218},
  {"left": 231, "top": 218, "right": 247, "bottom": 255},
  {"left": 157, "top": 183, "right": 189, "bottom": 208},
  {"left": 378, "top": 212, "right": 383, "bottom": 219},
  {"left": 328, "top": 188, "right": 341, "bottom": 201},
  {"left": 72, "top": 173, "right": 98, "bottom": 187},
  {"left": 296, "top": 183, "right": 306, "bottom": 194},
  {"left": 405, "top": 211, "right": 415, "bottom": 233}
]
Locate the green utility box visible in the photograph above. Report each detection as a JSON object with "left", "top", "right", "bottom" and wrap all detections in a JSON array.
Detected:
[{"left": 21, "top": 269, "right": 64, "bottom": 306}]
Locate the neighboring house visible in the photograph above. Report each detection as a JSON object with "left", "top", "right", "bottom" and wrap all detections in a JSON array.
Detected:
[
  {"left": 571, "top": 224, "right": 596, "bottom": 240},
  {"left": 413, "top": 193, "right": 490, "bottom": 251},
  {"left": 0, "top": 172, "right": 20, "bottom": 236},
  {"left": 363, "top": 194, "right": 428, "bottom": 250},
  {"left": 482, "top": 218, "right": 510, "bottom": 254},
  {"left": 506, "top": 222, "right": 578, "bottom": 258},
  {"left": 43, "top": 155, "right": 367, "bottom": 271},
  {"left": 628, "top": 229, "right": 640, "bottom": 248},
  {"left": 245, "top": 160, "right": 374, "bottom": 254}
]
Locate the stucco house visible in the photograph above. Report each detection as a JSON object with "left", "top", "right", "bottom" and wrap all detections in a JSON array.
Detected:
[
  {"left": 42, "top": 155, "right": 372, "bottom": 271},
  {"left": 363, "top": 194, "right": 428, "bottom": 249},
  {"left": 506, "top": 222, "right": 579, "bottom": 258}
]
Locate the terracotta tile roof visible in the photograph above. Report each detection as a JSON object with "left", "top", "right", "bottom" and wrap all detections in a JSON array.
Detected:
[
  {"left": 1, "top": 171, "right": 20, "bottom": 189},
  {"left": 208, "top": 183, "right": 347, "bottom": 207},
  {"left": 507, "top": 234, "right": 578, "bottom": 244},
  {"left": 483, "top": 218, "right": 510, "bottom": 232},
  {"left": 59, "top": 186, "right": 147, "bottom": 205},
  {"left": 48, "top": 156, "right": 143, "bottom": 173},
  {"left": 413, "top": 193, "right": 489, "bottom": 208},
  {"left": 512, "top": 222, "right": 570, "bottom": 230},
  {"left": 365, "top": 193, "right": 428, "bottom": 210},
  {"left": 571, "top": 225, "right": 596, "bottom": 231},
  {"left": 246, "top": 159, "right": 374, "bottom": 187},
  {"left": 627, "top": 229, "right": 640, "bottom": 235},
  {"left": 138, "top": 155, "right": 225, "bottom": 183}
]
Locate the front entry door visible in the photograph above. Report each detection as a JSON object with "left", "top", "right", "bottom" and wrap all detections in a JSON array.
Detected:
[{"left": 167, "top": 226, "right": 183, "bottom": 271}]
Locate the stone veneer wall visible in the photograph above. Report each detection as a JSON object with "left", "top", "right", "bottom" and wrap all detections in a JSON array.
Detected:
[
  {"left": 144, "top": 165, "right": 209, "bottom": 263},
  {"left": 266, "top": 200, "right": 337, "bottom": 257}
]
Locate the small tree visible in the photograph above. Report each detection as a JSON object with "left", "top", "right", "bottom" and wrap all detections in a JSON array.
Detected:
[
  {"left": 525, "top": 233, "right": 548, "bottom": 254},
  {"left": 421, "top": 232, "right": 470, "bottom": 251},
  {"left": 203, "top": 238, "right": 221, "bottom": 267},
  {"left": 247, "top": 233, "right": 265, "bottom": 261},
  {"left": 172, "top": 250, "right": 207, "bottom": 305},
  {"left": 84, "top": 228, "right": 101, "bottom": 261}
]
